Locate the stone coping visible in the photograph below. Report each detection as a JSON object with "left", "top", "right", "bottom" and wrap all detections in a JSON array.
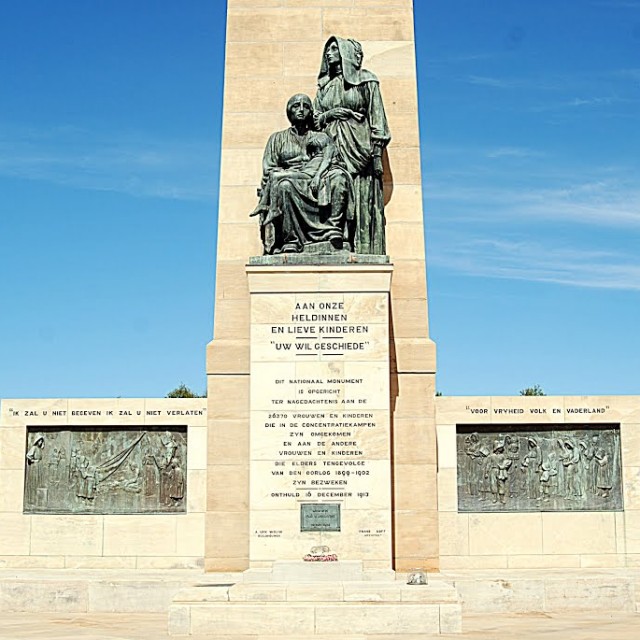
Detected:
[
  {"left": 0, "top": 568, "right": 209, "bottom": 581},
  {"left": 2, "top": 567, "right": 635, "bottom": 581},
  {"left": 248, "top": 253, "right": 391, "bottom": 266},
  {"left": 173, "top": 580, "right": 460, "bottom": 604}
]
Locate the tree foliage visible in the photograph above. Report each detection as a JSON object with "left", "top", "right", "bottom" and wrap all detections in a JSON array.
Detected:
[
  {"left": 519, "top": 384, "right": 546, "bottom": 396},
  {"left": 166, "top": 383, "right": 205, "bottom": 398}
]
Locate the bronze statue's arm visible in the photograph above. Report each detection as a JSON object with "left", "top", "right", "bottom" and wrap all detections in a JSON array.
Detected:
[
  {"left": 310, "top": 137, "right": 336, "bottom": 193},
  {"left": 260, "top": 133, "right": 282, "bottom": 189}
]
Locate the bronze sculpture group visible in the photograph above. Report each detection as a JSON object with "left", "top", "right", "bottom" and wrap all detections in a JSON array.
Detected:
[{"left": 251, "top": 37, "right": 390, "bottom": 256}]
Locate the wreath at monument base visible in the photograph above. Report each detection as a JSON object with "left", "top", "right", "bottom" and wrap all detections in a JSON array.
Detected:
[
  {"left": 303, "top": 545, "right": 338, "bottom": 562},
  {"left": 303, "top": 553, "right": 338, "bottom": 562}
]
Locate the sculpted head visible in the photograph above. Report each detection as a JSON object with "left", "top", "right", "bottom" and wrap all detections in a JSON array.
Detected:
[
  {"left": 324, "top": 37, "right": 363, "bottom": 70},
  {"left": 286, "top": 94, "right": 313, "bottom": 127},
  {"left": 325, "top": 39, "right": 341, "bottom": 66}
]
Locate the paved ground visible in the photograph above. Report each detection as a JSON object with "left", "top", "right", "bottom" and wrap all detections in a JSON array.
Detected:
[{"left": 0, "top": 611, "right": 638, "bottom": 640}]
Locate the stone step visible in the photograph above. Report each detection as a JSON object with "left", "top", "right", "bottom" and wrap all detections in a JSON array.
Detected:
[
  {"left": 0, "top": 569, "right": 211, "bottom": 613},
  {"left": 169, "top": 601, "right": 462, "bottom": 637},
  {"left": 169, "top": 579, "right": 462, "bottom": 636}
]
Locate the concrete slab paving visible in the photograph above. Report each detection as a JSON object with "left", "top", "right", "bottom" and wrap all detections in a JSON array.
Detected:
[{"left": 0, "top": 611, "right": 639, "bottom": 640}]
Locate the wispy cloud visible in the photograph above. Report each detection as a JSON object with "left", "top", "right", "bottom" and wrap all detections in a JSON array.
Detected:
[
  {"left": 460, "top": 67, "right": 640, "bottom": 109},
  {"left": 425, "top": 153, "right": 640, "bottom": 290},
  {"left": 448, "top": 53, "right": 502, "bottom": 63},
  {"left": 529, "top": 95, "right": 629, "bottom": 112},
  {"left": 590, "top": 0, "right": 640, "bottom": 7},
  {"left": 431, "top": 237, "right": 640, "bottom": 291},
  {"left": 569, "top": 96, "right": 619, "bottom": 107},
  {"left": 426, "top": 170, "right": 640, "bottom": 229},
  {"left": 463, "top": 74, "right": 569, "bottom": 92},
  {"left": 0, "top": 123, "right": 218, "bottom": 202},
  {"left": 613, "top": 68, "right": 640, "bottom": 83},
  {"left": 485, "top": 147, "right": 544, "bottom": 159},
  {"left": 465, "top": 75, "right": 511, "bottom": 88}
]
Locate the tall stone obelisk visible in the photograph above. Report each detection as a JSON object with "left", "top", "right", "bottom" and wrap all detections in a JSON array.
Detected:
[{"left": 206, "top": 0, "right": 437, "bottom": 573}]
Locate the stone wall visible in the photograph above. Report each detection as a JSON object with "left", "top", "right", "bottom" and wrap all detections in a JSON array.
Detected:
[
  {"left": 3, "top": 393, "right": 639, "bottom": 572},
  {"left": 436, "top": 395, "right": 640, "bottom": 570},
  {"left": 0, "top": 398, "right": 207, "bottom": 569}
]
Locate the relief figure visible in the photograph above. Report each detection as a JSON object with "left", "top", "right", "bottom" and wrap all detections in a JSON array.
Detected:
[
  {"left": 463, "top": 433, "right": 487, "bottom": 496},
  {"left": 580, "top": 435, "right": 599, "bottom": 495},
  {"left": 47, "top": 448, "right": 60, "bottom": 484},
  {"left": 559, "top": 439, "right": 582, "bottom": 499},
  {"left": 76, "top": 456, "right": 97, "bottom": 501},
  {"left": 538, "top": 451, "right": 559, "bottom": 502},
  {"left": 168, "top": 460, "right": 185, "bottom": 504},
  {"left": 485, "top": 440, "right": 512, "bottom": 505},
  {"left": 25, "top": 435, "right": 46, "bottom": 507},
  {"left": 595, "top": 447, "right": 612, "bottom": 498},
  {"left": 505, "top": 436, "right": 521, "bottom": 498},
  {"left": 520, "top": 437, "right": 540, "bottom": 500},
  {"left": 122, "top": 462, "right": 142, "bottom": 493},
  {"left": 143, "top": 451, "right": 159, "bottom": 499}
]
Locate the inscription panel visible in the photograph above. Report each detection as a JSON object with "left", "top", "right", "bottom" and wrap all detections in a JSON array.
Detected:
[
  {"left": 24, "top": 426, "right": 187, "bottom": 514},
  {"left": 249, "top": 289, "right": 392, "bottom": 565},
  {"left": 457, "top": 424, "right": 622, "bottom": 512}
]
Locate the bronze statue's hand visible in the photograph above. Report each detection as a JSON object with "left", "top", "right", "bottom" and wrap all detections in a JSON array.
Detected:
[
  {"left": 373, "top": 155, "right": 384, "bottom": 177},
  {"left": 314, "top": 113, "right": 325, "bottom": 128},
  {"left": 332, "top": 107, "right": 354, "bottom": 120},
  {"left": 310, "top": 177, "right": 320, "bottom": 195}
]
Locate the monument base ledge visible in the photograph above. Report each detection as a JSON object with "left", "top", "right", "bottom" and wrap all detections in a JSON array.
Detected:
[
  {"left": 246, "top": 560, "right": 381, "bottom": 582},
  {"left": 247, "top": 252, "right": 391, "bottom": 267},
  {"left": 169, "top": 568, "right": 462, "bottom": 637}
]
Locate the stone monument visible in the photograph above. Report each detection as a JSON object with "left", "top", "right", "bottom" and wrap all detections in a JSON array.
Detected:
[
  {"left": 1, "top": 1, "right": 639, "bottom": 633},
  {"left": 205, "top": 0, "right": 437, "bottom": 578},
  {"left": 175, "top": 0, "right": 454, "bottom": 635}
]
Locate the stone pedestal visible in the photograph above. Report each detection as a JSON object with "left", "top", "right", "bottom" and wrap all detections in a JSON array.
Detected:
[
  {"left": 247, "top": 264, "right": 393, "bottom": 569},
  {"left": 190, "top": 262, "right": 455, "bottom": 636}
]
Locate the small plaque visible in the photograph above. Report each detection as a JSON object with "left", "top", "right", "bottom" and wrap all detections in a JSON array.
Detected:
[{"left": 300, "top": 503, "right": 341, "bottom": 532}]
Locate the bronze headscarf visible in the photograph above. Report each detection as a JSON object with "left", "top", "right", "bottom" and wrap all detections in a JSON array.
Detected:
[{"left": 318, "top": 36, "right": 379, "bottom": 88}]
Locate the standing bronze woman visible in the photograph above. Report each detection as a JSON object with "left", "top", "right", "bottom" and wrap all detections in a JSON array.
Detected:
[{"left": 314, "top": 37, "right": 391, "bottom": 255}]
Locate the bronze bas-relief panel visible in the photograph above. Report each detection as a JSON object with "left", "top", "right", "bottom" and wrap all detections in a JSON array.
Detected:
[
  {"left": 24, "top": 426, "right": 187, "bottom": 514},
  {"left": 457, "top": 424, "right": 622, "bottom": 512}
]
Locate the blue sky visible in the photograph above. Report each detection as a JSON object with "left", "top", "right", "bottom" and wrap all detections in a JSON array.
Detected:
[{"left": 1, "top": 1, "right": 638, "bottom": 399}]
